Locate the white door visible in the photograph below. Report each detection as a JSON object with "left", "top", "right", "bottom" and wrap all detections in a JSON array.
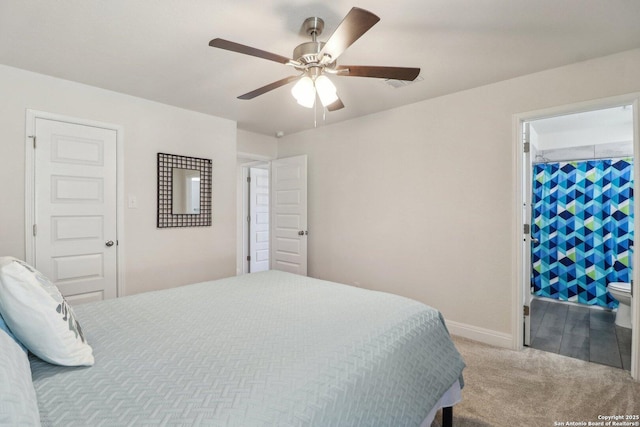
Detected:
[
  {"left": 34, "top": 118, "right": 118, "bottom": 304},
  {"left": 271, "top": 155, "right": 308, "bottom": 275},
  {"left": 249, "top": 167, "right": 270, "bottom": 272}
]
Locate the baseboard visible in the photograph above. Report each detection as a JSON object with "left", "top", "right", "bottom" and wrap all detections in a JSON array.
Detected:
[{"left": 445, "top": 319, "right": 513, "bottom": 349}]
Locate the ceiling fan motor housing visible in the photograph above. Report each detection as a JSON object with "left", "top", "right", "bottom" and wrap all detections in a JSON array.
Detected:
[{"left": 293, "top": 41, "right": 325, "bottom": 65}]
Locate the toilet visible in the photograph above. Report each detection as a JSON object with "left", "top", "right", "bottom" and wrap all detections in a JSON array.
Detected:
[{"left": 607, "top": 282, "right": 632, "bottom": 329}]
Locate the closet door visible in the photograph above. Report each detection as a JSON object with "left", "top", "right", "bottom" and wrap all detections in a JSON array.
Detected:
[
  {"left": 249, "top": 167, "right": 270, "bottom": 272},
  {"left": 33, "top": 117, "right": 118, "bottom": 304}
]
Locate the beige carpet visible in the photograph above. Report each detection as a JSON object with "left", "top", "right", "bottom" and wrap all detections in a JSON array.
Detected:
[{"left": 431, "top": 336, "right": 640, "bottom": 426}]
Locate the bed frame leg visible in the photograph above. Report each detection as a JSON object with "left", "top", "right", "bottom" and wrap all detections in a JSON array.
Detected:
[{"left": 442, "top": 406, "right": 453, "bottom": 427}]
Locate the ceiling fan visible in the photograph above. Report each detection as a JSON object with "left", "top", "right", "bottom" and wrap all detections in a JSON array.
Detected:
[{"left": 209, "top": 7, "right": 420, "bottom": 111}]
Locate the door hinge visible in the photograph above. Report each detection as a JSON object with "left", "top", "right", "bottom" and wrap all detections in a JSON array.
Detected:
[
  {"left": 33, "top": 224, "right": 37, "bottom": 236},
  {"left": 247, "top": 215, "right": 251, "bottom": 224},
  {"left": 523, "top": 122, "right": 530, "bottom": 144},
  {"left": 246, "top": 255, "right": 251, "bottom": 261},
  {"left": 523, "top": 305, "right": 530, "bottom": 316},
  {"left": 29, "top": 135, "right": 36, "bottom": 149},
  {"left": 523, "top": 223, "right": 530, "bottom": 234},
  {"left": 247, "top": 176, "right": 251, "bottom": 183},
  {"left": 523, "top": 142, "right": 530, "bottom": 153}
]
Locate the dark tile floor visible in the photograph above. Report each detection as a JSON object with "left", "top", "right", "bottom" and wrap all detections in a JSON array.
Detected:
[{"left": 530, "top": 297, "right": 632, "bottom": 370}]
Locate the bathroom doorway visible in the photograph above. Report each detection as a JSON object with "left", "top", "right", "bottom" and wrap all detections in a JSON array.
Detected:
[{"left": 517, "top": 99, "right": 639, "bottom": 374}]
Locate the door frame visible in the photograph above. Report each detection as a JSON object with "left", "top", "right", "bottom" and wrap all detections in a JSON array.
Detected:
[
  {"left": 513, "top": 93, "right": 640, "bottom": 380},
  {"left": 24, "top": 109, "right": 126, "bottom": 297}
]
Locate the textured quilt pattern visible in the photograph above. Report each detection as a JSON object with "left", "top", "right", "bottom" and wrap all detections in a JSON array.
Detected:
[{"left": 31, "top": 271, "right": 465, "bottom": 426}]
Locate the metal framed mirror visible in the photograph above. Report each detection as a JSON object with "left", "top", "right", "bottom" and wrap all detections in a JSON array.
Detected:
[{"left": 157, "top": 152, "right": 212, "bottom": 228}]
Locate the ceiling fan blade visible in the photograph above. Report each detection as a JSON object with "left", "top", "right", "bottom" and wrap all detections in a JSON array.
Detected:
[
  {"left": 209, "top": 38, "right": 291, "bottom": 64},
  {"left": 326, "top": 97, "right": 345, "bottom": 112},
  {"left": 336, "top": 65, "right": 420, "bottom": 81},
  {"left": 237, "top": 75, "right": 300, "bottom": 100},
  {"left": 319, "top": 7, "right": 380, "bottom": 62}
]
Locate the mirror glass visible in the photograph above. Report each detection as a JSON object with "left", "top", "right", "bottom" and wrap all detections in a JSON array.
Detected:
[{"left": 172, "top": 168, "right": 201, "bottom": 214}]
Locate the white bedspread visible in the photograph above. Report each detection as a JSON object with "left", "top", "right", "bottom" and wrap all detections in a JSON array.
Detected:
[{"left": 31, "top": 271, "right": 465, "bottom": 426}]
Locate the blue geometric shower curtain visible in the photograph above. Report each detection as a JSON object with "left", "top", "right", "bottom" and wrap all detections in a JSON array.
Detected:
[{"left": 531, "top": 158, "right": 634, "bottom": 309}]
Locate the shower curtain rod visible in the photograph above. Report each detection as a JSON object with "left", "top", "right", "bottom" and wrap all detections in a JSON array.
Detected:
[{"left": 533, "top": 154, "right": 633, "bottom": 164}]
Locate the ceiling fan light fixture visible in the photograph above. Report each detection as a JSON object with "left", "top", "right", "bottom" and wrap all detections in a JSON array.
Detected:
[
  {"left": 315, "top": 75, "right": 338, "bottom": 107},
  {"left": 291, "top": 76, "right": 316, "bottom": 108},
  {"left": 211, "top": 7, "right": 420, "bottom": 114}
]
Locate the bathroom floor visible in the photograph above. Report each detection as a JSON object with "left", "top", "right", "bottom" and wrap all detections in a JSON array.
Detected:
[{"left": 530, "top": 297, "right": 632, "bottom": 370}]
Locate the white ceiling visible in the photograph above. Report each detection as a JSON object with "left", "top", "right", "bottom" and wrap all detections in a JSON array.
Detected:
[{"left": 1, "top": 0, "right": 640, "bottom": 137}]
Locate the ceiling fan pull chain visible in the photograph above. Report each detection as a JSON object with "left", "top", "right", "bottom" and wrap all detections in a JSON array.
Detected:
[{"left": 314, "top": 97, "right": 317, "bottom": 128}]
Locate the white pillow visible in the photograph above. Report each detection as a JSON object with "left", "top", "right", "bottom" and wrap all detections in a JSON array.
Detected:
[
  {"left": 0, "top": 312, "right": 27, "bottom": 353},
  {"left": 0, "top": 257, "right": 94, "bottom": 366},
  {"left": 0, "top": 329, "right": 42, "bottom": 426}
]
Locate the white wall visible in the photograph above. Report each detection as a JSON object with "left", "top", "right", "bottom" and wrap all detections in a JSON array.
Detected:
[
  {"left": 0, "top": 64, "right": 237, "bottom": 295},
  {"left": 237, "top": 129, "right": 277, "bottom": 159},
  {"left": 277, "top": 48, "right": 640, "bottom": 343},
  {"left": 531, "top": 106, "right": 634, "bottom": 150},
  {"left": 534, "top": 125, "right": 632, "bottom": 150}
]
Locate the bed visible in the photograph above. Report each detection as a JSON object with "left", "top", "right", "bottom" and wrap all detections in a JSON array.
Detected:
[{"left": 2, "top": 266, "right": 465, "bottom": 426}]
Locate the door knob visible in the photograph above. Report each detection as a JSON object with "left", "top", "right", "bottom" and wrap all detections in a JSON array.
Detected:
[
  {"left": 298, "top": 231, "right": 304, "bottom": 236},
  {"left": 105, "top": 240, "right": 115, "bottom": 247}
]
